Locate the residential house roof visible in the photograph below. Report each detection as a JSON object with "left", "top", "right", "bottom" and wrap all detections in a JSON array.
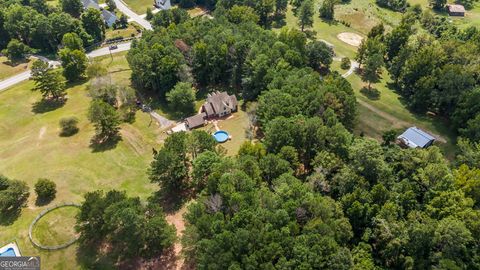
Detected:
[
  {"left": 185, "top": 113, "right": 206, "bottom": 129},
  {"left": 397, "top": 127, "right": 435, "bottom": 148},
  {"left": 82, "top": 0, "right": 100, "bottom": 10},
  {"left": 447, "top": 4, "right": 465, "bottom": 13},
  {"left": 102, "top": 9, "right": 117, "bottom": 27},
  {"left": 206, "top": 91, "right": 238, "bottom": 114}
]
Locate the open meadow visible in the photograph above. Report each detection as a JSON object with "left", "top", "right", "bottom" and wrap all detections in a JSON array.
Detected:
[{"left": 0, "top": 53, "right": 163, "bottom": 269}]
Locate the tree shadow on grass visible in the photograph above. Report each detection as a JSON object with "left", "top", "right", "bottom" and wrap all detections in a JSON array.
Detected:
[
  {"left": 35, "top": 196, "right": 55, "bottom": 207},
  {"left": 0, "top": 209, "right": 22, "bottom": 226},
  {"left": 360, "top": 87, "right": 381, "bottom": 100},
  {"left": 149, "top": 189, "right": 190, "bottom": 214},
  {"left": 32, "top": 98, "right": 66, "bottom": 114},
  {"left": 90, "top": 134, "right": 122, "bottom": 153}
]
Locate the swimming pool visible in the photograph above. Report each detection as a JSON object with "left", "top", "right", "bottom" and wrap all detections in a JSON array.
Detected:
[
  {"left": 0, "top": 243, "right": 20, "bottom": 257},
  {"left": 213, "top": 130, "right": 229, "bottom": 143},
  {"left": 0, "top": 248, "right": 16, "bottom": 257}
]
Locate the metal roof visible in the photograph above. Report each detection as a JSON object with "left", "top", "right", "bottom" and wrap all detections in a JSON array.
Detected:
[{"left": 398, "top": 127, "right": 435, "bottom": 148}]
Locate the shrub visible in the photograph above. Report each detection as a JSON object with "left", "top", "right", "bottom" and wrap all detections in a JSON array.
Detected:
[
  {"left": 341, "top": 57, "right": 351, "bottom": 70},
  {"left": 34, "top": 178, "right": 57, "bottom": 203},
  {"left": 59, "top": 117, "right": 79, "bottom": 136}
]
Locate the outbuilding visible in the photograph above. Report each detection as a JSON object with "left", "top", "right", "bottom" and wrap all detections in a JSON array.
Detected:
[
  {"left": 397, "top": 127, "right": 436, "bottom": 149},
  {"left": 185, "top": 112, "right": 207, "bottom": 130},
  {"left": 447, "top": 4, "right": 465, "bottom": 16}
]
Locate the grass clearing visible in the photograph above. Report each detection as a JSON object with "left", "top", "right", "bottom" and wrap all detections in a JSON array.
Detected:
[
  {"left": 123, "top": 0, "right": 154, "bottom": 14},
  {"left": 200, "top": 106, "right": 250, "bottom": 156},
  {"left": 0, "top": 57, "right": 33, "bottom": 80},
  {"left": 0, "top": 53, "right": 163, "bottom": 269},
  {"left": 31, "top": 206, "right": 80, "bottom": 247},
  {"left": 346, "top": 70, "right": 457, "bottom": 158},
  {"left": 105, "top": 24, "right": 141, "bottom": 40}
]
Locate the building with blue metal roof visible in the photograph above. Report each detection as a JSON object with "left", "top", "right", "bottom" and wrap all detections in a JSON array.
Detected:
[{"left": 397, "top": 127, "right": 435, "bottom": 148}]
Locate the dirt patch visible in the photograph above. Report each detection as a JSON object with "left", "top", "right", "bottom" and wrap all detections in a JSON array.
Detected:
[
  {"left": 337, "top": 32, "right": 364, "bottom": 47},
  {"left": 165, "top": 204, "right": 190, "bottom": 270},
  {"left": 38, "top": 126, "right": 47, "bottom": 140}
]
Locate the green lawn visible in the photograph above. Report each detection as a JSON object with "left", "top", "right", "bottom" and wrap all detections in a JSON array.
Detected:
[
  {"left": 31, "top": 206, "right": 80, "bottom": 247},
  {"left": 123, "top": 0, "right": 153, "bottom": 14},
  {"left": 0, "top": 57, "right": 33, "bottom": 80},
  {"left": 0, "top": 53, "right": 163, "bottom": 269},
  {"left": 199, "top": 104, "right": 250, "bottom": 156},
  {"left": 105, "top": 23, "right": 142, "bottom": 40},
  {"left": 346, "top": 69, "right": 457, "bottom": 158}
]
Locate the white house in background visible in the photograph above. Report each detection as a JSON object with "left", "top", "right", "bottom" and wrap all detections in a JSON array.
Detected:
[
  {"left": 397, "top": 127, "right": 436, "bottom": 149},
  {"left": 154, "top": 0, "right": 171, "bottom": 9}
]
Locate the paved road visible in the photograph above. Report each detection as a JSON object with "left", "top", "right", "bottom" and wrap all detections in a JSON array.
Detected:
[
  {"left": 0, "top": 71, "right": 31, "bottom": 93},
  {"left": 150, "top": 111, "right": 174, "bottom": 128},
  {"left": 113, "top": 0, "right": 152, "bottom": 30},
  {"left": 86, "top": 42, "right": 132, "bottom": 58},
  {"left": 0, "top": 42, "right": 133, "bottom": 92}
]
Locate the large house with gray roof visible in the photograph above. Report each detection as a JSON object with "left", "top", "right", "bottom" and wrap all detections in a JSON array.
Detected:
[{"left": 201, "top": 91, "right": 238, "bottom": 118}]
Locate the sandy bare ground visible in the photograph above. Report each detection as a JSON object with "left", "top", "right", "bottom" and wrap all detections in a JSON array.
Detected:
[
  {"left": 337, "top": 32, "right": 364, "bottom": 47},
  {"left": 165, "top": 204, "right": 190, "bottom": 270}
]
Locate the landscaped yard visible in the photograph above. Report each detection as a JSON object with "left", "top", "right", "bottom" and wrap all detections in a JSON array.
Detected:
[
  {"left": 0, "top": 53, "right": 163, "bottom": 269},
  {"left": 105, "top": 23, "right": 142, "bottom": 40},
  {"left": 0, "top": 56, "right": 33, "bottom": 80},
  {"left": 123, "top": 0, "right": 154, "bottom": 14},
  {"left": 199, "top": 104, "right": 250, "bottom": 156}
]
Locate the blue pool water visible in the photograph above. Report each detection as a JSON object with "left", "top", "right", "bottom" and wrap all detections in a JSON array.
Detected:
[
  {"left": 0, "top": 248, "right": 16, "bottom": 257},
  {"left": 213, "top": 131, "right": 229, "bottom": 143}
]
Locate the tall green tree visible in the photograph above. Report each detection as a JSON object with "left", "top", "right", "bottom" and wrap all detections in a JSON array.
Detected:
[
  {"left": 88, "top": 99, "right": 121, "bottom": 142},
  {"left": 60, "top": 0, "right": 83, "bottom": 17},
  {"left": 166, "top": 82, "right": 196, "bottom": 115},
  {"left": 2, "top": 39, "right": 32, "bottom": 63},
  {"left": 0, "top": 175, "right": 29, "bottom": 216},
  {"left": 61, "top": 32, "right": 84, "bottom": 51},
  {"left": 298, "top": 0, "right": 314, "bottom": 32},
  {"left": 59, "top": 48, "right": 88, "bottom": 81},
  {"left": 81, "top": 8, "right": 105, "bottom": 42},
  {"left": 361, "top": 52, "right": 383, "bottom": 90},
  {"left": 319, "top": 0, "right": 335, "bottom": 20},
  {"left": 31, "top": 60, "right": 67, "bottom": 100}
]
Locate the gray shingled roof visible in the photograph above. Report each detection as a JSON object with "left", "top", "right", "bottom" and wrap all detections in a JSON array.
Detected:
[
  {"left": 102, "top": 9, "right": 117, "bottom": 27},
  {"left": 185, "top": 113, "right": 206, "bottom": 129},
  {"left": 82, "top": 0, "right": 100, "bottom": 10},
  {"left": 448, "top": 4, "right": 465, "bottom": 13},
  {"left": 206, "top": 91, "right": 238, "bottom": 115}
]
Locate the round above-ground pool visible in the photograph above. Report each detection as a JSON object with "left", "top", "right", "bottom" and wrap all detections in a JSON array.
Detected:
[{"left": 213, "top": 130, "right": 229, "bottom": 143}]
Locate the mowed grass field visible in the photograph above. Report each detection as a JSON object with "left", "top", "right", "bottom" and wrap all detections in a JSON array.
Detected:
[
  {"left": 0, "top": 53, "right": 163, "bottom": 269},
  {"left": 31, "top": 206, "right": 80, "bottom": 247}
]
